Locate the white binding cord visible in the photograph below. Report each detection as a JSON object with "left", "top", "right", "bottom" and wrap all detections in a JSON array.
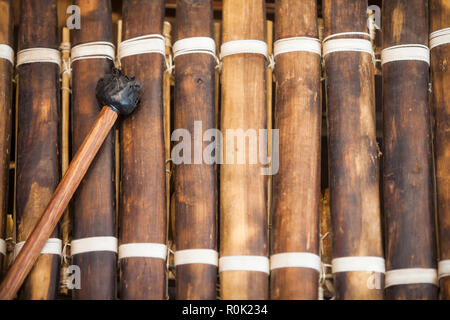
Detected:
[
  {"left": 14, "top": 238, "right": 62, "bottom": 260},
  {"left": 16, "top": 48, "right": 61, "bottom": 68},
  {"left": 70, "top": 236, "right": 118, "bottom": 255},
  {"left": 322, "top": 32, "right": 374, "bottom": 63},
  {"left": 118, "top": 34, "right": 165, "bottom": 61},
  {"left": 270, "top": 252, "right": 321, "bottom": 272},
  {"left": 439, "top": 260, "right": 450, "bottom": 279},
  {"left": 385, "top": 268, "right": 438, "bottom": 288},
  {"left": 173, "top": 37, "right": 217, "bottom": 61},
  {"left": 71, "top": 41, "right": 115, "bottom": 64},
  {"left": 219, "top": 255, "right": 270, "bottom": 274},
  {"left": 430, "top": 27, "right": 450, "bottom": 50},
  {"left": 332, "top": 256, "right": 386, "bottom": 273},
  {"left": 381, "top": 44, "right": 430, "bottom": 65},
  {"left": 118, "top": 243, "right": 167, "bottom": 260},
  {"left": 220, "top": 40, "right": 268, "bottom": 60},
  {"left": 0, "top": 44, "right": 14, "bottom": 65},
  {"left": 274, "top": 37, "right": 321, "bottom": 57},
  {"left": 174, "top": 249, "right": 218, "bottom": 267},
  {"left": 0, "top": 238, "right": 6, "bottom": 256}
]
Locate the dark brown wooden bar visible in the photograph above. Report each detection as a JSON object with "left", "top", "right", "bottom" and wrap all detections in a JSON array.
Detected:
[
  {"left": 430, "top": 0, "right": 450, "bottom": 300},
  {"left": 71, "top": 0, "right": 116, "bottom": 300},
  {"left": 382, "top": 0, "right": 438, "bottom": 300},
  {"left": 119, "top": 0, "right": 167, "bottom": 300},
  {"left": 174, "top": 0, "right": 217, "bottom": 300},
  {"left": 323, "top": 0, "right": 384, "bottom": 300},
  {"left": 271, "top": 0, "right": 321, "bottom": 300},
  {"left": 16, "top": 0, "right": 60, "bottom": 299},
  {"left": 220, "top": 0, "right": 268, "bottom": 300},
  {"left": 0, "top": 0, "right": 13, "bottom": 278}
]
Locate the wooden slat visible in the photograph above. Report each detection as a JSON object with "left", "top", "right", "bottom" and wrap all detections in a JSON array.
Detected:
[
  {"left": 430, "top": 0, "right": 450, "bottom": 300},
  {"left": 382, "top": 0, "right": 437, "bottom": 300},
  {"left": 220, "top": 0, "right": 268, "bottom": 300},
  {"left": 323, "top": 0, "right": 384, "bottom": 300},
  {"left": 16, "top": 0, "right": 60, "bottom": 299},
  {"left": 174, "top": 0, "right": 217, "bottom": 300},
  {"left": 271, "top": 0, "right": 321, "bottom": 300},
  {"left": 119, "top": 0, "right": 167, "bottom": 300},
  {"left": 71, "top": 0, "right": 116, "bottom": 300},
  {"left": 0, "top": 0, "right": 13, "bottom": 281}
]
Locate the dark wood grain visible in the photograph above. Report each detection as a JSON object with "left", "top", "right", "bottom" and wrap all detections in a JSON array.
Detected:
[
  {"left": 119, "top": 0, "right": 167, "bottom": 300},
  {"left": 271, "top": 0, "right": 321, "bottom": 300},
  {"left": 220, "top": 0, "right": 268, "bottom": 300},
  {"left": 15, "top": 0, "right": 60, "bottom": 300},
  {"left": 382, "top": 0, "right": 438, "bottom": 300},
  {"left": 323, "top": 0, "right": 384, "bottom": 300},
  {"left": 174, "top": 0, "right": 217, "bottom": 300},
  {"left": 71, "top": 0, "right": 116, "bottom": 300},
  {"left": 0, "top": 0, "right": 13, "bottom": 280},
  {"left": 430, "top": 0, "right": 450, "bottom": 300}
]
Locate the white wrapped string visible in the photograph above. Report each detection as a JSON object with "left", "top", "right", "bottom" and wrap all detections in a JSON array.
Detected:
[
  {"left": 173, "top": 37, "right": 217, "bottom": 60},
  {"left": 118, "top": 243, "right": 167, "bottom": 260},
  {"left": 0, "top": 44, "right": 14, "bottom": 65},
  {"left": 430, "top": 28, "right": 450, "bottom": 50},
  {"left": 385, "top": 268, "right": 438, "bottom": 288},
  {"left": 16, "top": 48, "right": 61, "bottom": 67},
  {"left": 220, "top": 40, "right": 268, "bottom": 60},
  {"left": 71, "top": 41, "right": 115, "bottom": 63},
  {"left": 14, "top": 238, "right": 62, "bottom": 260},
  {"left": 219, "top": 255, "right": 270, "bottom": 274},
  {"left": 332, "top": 256, "right": 386, "bottom": 273},
  {"left": 381, "top": 44, "right": 430, "bottom": 65},
  {"left": 323, "top": 32, "right": 374, "bottom": 62},
  {"left": 118, "top": 34, "right": 165, "bottom": 61},
  {"left": 274, "top": 37, "right": 321, "bottom": 57},
  {"left": 70, "top": 236, "right": 118, "bottom": 255},
  {"left": 0, "top": 238, "right": 5, "bottom": 256},
  {"left": 270, "top": 252, "right": 321, "bottom": 272},
  {"left": 439, "top": 260, "right": 450, "bottom": 279},
  {"left": 174, "top": 249, "right": 218, "bottom": 266}
]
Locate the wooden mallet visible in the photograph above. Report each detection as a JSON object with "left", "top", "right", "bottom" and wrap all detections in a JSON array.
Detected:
[{"left": 0, "top": 68, "right": 142, "bottom": 300}]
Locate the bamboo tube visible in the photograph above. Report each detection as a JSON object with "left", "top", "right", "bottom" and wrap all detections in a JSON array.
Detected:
[
  {"left": 271, "top": 0, "right": 321, "bottom": 300},
  {"left": 59, "top": 27, "right": 70, "bottom": 296},
  {"left": 382, "top": 0, "right": 437, "bottom": 300},
  {"left": 213, "top": 22, "right": 221, "bottom": 130},
  {"left": 323, "top": 0, "right": 384, "bottom": 300},
  {"left": 0, "top": 0, "right": 13, "bottom": 279},
  {"left": 71, "top": 0, "right": 116, "bottom": 300},
  {"left": 119, "top": 0, "right": 166, "bottom": 300},
  {"left": 266, "top": 19, "right": 273, "bottom": 233},
  {"left": 16, "top": 0, "right": 60, "bottom": 299},
  {"left": 220, "top": 0, "right": 268, "bottom": 300},
  {"left": 430, "top": 0, "right": 450, "bottom": 300},
  {"left": 163, "top": 21, "right": 172, "bottom": 244},
  {"left": 174, "top": 0, "right": 217, "bottom": 300}
]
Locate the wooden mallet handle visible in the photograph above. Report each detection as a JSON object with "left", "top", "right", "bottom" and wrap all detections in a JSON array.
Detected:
[{"left": 0, "top": 69, "right": 141, "bottom": 300}]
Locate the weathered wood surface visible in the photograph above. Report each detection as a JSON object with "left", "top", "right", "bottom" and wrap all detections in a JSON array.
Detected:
[
  {"left": 120, "top": 0, "right": 167, "bottom": 300},
  {"left": 383, "top": 0, "right": 437, "bottom": 300},
  {"left": 323, "top": 0, "right": 384, "bottom": 300},
  {"left": 220, "top": 0, "right": 268, "bottom": 300},
  {"left": 271, "top": 0, "right": 321, "bottom": 300},
  {"left": 16, "top": 0, "right": 60, "bottom": 300},
  {"left": 430, "top": 0, "right": 449, "bottom": 300},
  {"left": 0, "top": 0, "right": 13, "bottom": 280},
  {"left": 174, "top": 0, "right": 217, "bottom": 300},
  {"left": 71, "top": 0, "right": 116, "bottom": 300}
]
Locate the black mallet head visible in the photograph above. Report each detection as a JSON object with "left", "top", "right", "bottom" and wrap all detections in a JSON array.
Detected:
[{"left": 96, "top": 68, "right": 143, "bottom": 116}]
